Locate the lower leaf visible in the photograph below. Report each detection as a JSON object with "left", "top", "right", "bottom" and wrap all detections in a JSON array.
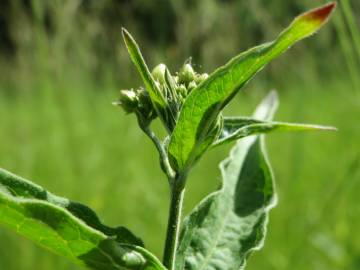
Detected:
[
  {"left": 175, "top": 92, "right": 278, "bottom": 270},
  {"left": 0, "top": 169, "right": 166, "bottom": 270}
]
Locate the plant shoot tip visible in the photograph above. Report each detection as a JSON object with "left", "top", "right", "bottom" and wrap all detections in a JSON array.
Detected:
[{"left": 302, "top": 2, "right": 337, "bottom": 23}]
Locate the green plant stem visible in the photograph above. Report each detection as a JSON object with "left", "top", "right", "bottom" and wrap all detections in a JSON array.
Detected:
[
  {"left": 137, "top": 116, "right": 175, "bottom": 181},
  {"left": 163, "top": 178, "right": 185, "bottom": 270},
  {"left": 137, "top": 114, "right": 185, "bottom": 269}
]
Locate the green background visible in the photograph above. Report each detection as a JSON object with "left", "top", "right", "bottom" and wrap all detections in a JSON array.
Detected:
[{"left": 0, "top": 0, "right": 359, "bottom": 269}]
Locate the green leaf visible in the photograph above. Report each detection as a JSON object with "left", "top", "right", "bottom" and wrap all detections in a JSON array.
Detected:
[
  {"left": 175, "top": 92, "right": 278, "bottom": 270},
  {"left": 168, "top": 2, "right": 336, "bottom": 172},
  {"left": 122, "top": 28, "right": 173, "bottom": 130},
  {"left": 214, "top": 116, "right": 337, "bottom": 147},
  {"left": 0, "top": 169, "right": 166, "bottom": 270}
]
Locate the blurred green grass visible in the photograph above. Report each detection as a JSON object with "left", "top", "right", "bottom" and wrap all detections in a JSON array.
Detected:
[{"left": 0, "top": 0, "right": 360, "bottom": 270}]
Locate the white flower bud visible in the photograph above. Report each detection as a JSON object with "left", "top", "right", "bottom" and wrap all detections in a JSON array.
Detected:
[
  {"left": 188, "top": 81, "right": 197, "bottom": 92},
  {"left": 177, "top": 85, "right": 187, "bottom": 98},
  {"left": 195, "top": 73, "right": 209, "bottom": 84},
  {"left": 179, "top": 63, "right": 195, "bottom": 85},
  {"left": 152, "top": 64, "right": 167, "bottom": 85}
]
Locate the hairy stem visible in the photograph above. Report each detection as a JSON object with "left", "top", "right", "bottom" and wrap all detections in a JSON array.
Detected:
[
  {"left": 136, "top": 114, "right": 184, "bottom": 269},
  {"left": 163, "top": 178, "right": 185, "bottom": 270}
]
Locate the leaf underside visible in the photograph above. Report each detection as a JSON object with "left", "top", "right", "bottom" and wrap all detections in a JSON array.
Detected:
[
  {"left": 0, "top": 169, "right": 166, "bottom": 270},
  {"left": 168, "top": 2, "right": 336, "bottom": 172},
  {"left": 175, "top": 92, "right": 278, "bottom": 270}
]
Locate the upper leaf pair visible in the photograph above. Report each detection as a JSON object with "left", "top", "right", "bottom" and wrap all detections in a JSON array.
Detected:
[{"left": 167, "top": 2, "right": 337, "bottom": 173}]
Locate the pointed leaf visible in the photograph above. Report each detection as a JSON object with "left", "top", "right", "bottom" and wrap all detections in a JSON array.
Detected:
[
  {"left": 214, "top": 116, "right": 336, "bottom": 146},
  {"left": 122, "top": 28, "right": 173, "bottom": 130},
  {"left": 0, "top": 169, "right": 166, "bottom": 270},
  {"left": 122, "top": 28, "right": 166, "bottom": 109},
  {"left": 175, "top": 92, "right": 278, "bottom": 270},
  {"left": 168, "top": 3, "right": 336, "bottom": 171}
]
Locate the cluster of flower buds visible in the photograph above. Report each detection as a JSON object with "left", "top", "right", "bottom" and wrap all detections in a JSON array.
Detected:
[
  {"left": 152, "top": 61, "right": 208, "bottom": 113},
  {"left": 153, "top": 62, "right": 209, "bottom": 100},
  {"left": 115, "top": 61, "right": 209, "bottom": 129},
  {"left": 113, "top": 87, "right": 156, "bottom": 123}
]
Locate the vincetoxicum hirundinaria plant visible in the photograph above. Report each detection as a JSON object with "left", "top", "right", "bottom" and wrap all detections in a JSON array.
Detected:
[{"left": 0, "top": 3, "right": 337, "bottom": 270}]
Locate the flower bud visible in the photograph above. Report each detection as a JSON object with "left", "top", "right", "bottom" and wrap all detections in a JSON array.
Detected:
[
  {"left": 195, "top": 73, "right": 209, "bottom": 84},
  {"left": 177, "top": 84, "right": 187, "bottom": 98},
  {"left": 173, "top": 76, "right": 179, "bottom": 84},
  {"left": 117, "top": 89, "right": 138, "bottom": 113},
  {"left": 152, "top": 64, "right": 167, "bottom": 85},
  {"left": 188, "top": 81, "right": 197, "bottom": 92},
  {"left": 178, "top": 63, "right": 195, "bottom": 85},
  {"left": 137, "top": 88, "right": 155, "bottom": 119}
]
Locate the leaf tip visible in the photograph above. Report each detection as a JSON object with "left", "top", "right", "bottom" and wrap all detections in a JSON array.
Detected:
[
  {"left": 254, "top": 90, "right": 279, "bottom": 121},
  {"left": 324, "top": 126, "right": 338, "bottom": 132},
  {"left": 121, "top": 27, "right": 130, "bottom": 41},
  {"left": 308, "top": 124, "right": 338, "bottom": 132},
  {"left": 121, "top": 27, "right": 137, "bottom": 50},
  {"left": 300, "top": 2, "right": 337, "bottom": 25},
  {"left": 267, "top": 90, "right": 279, "bottom": 105},
  {"left": 121, "top": 27, "right": 128, "bottom": 35}
]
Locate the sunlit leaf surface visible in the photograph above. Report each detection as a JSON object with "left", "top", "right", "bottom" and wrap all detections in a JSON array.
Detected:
[{"left": 0, "top": 169, "right": 166, "bottom": 270}]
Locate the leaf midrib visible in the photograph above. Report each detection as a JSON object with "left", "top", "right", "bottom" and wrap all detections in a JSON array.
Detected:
[{"left": 195, "top": 194, "right": 232, "bottom": 270}]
